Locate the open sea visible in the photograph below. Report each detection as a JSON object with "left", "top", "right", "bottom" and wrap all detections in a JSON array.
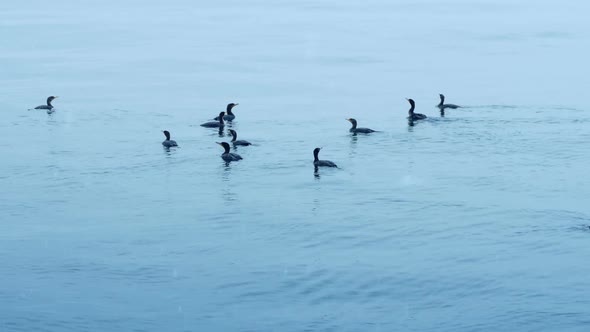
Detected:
[{"left": 1, "top": 0, "right": 590, "bottom": 331}]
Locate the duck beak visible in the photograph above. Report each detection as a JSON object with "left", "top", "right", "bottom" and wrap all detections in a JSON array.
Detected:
[
  {"left": 215, "top": 142, "right": 222, "bottom": 145},
  {"left": 234, "top": 103, "right": 239, "bottom": 106}
]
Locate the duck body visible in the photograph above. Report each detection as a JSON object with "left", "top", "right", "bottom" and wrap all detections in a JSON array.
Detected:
[
  {"left": 409, "top": 113, "right": 427, "bottom": 121},
  {"left": 222, "top": 114, "right": 235, "bottom": 121},
  {"left": 202, "top": 112, "right": 225, "bottom": 128},
  {"left": 233, "top": 140, "right": 251, "bottom": 146},
  {"left": 350, "top": 127, "right": 375, "bottom": 134},
  {"left": 163, "top": 140, "right": 178, "bottom": 148},
  {"left": 314, "top": 160, "right": 337, "bottom": 167},
  {"left": 222, "top": 152, "right": 242, "bottom": 162},
  {"left": 439, "top": 104, "right": 460, "bottom": 110},
  {"left": 313, "top": 148, "right": 337, "bottom": 167}
]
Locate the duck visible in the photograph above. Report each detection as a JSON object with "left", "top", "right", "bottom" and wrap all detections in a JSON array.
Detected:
[
  {"left": 313, "top": 148, "right": 337, "bottom": 167},
  {"left": 346, "top": 118, "right": 376, "bottom": 134},
  {"left": 228, "top": 129, "right": 251, "bottom": 146},
  {"left": 437, "top": 94, "right": 460, "bottom": 110},
  {"left": 162, "top": 130, "right": 178, "bottom": 148},
  {"left": 407, "top": 98, "right": 427, "bottom": 121},
  {"left": 217, "top": 142, "right": 242, "bottom": 162}
]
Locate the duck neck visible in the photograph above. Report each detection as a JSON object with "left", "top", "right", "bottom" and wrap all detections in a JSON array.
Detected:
[
  {"left": 230, "top": 131, "right": 237, "bottom": 142},
  {"left": 313, "top": 150, "right": 320, "bottom": 161},
  {"left": 223, "top": 145, "right": 230, "bottom": 154},
  {"left": 47, "top": 98, "right": 53, "bottom": 107},
  {"left": 438, "top": 96, "right": 444, "bottom": 107}
]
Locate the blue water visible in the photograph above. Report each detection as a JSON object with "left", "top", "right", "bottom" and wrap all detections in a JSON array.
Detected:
[{"left": 2, "top": 0, "right": 590, "bottom": 331}]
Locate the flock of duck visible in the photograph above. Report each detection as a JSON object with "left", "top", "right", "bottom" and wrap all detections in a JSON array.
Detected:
[{"left": 32, "top": 94, "right": 461, "bottom": 167}]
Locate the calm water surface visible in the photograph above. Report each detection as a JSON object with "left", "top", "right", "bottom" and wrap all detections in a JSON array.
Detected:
[{"left": 1, "top": 0, "right": 590, "bottom": 331}]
